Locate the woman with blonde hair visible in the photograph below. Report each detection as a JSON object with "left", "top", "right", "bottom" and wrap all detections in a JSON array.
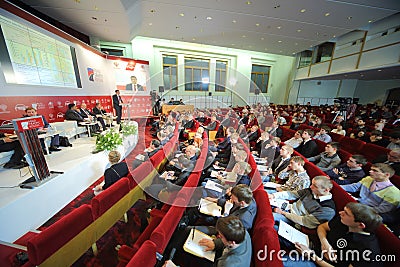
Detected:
[{"left": 94, "top": 150, "right": 129, "bottom": 194}]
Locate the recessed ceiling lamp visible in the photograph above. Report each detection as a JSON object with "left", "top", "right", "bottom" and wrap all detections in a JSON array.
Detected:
[
  {"left": 179, "top": 13, "right": 185, "bottom": 17},
  {"left": 242, "top": 35, "right": 246, "bottom": 38},
  {"left": 246, "top": 1, "right": 252, "bottom": 5},
  {"left": 206, "top": 16, "right": 212, "bottom": 20},
  {"left": 378, "top": 69, "right": 382, "bottom": 72},
  {"left": 74, "top": 0, "right": 80, "bottom": 3},
  {"left": 295, "top": 43, "right": 298, "bottom": 45},
  {"left": 297, "top": 29, "right": 302, "bottom": 32},
  {"left": 279, "top": 50, "right": 283, "bottom": 53},
  {"left": 277, "top": 26, "right": 282, "bottom": 29},
  {"left": 264, "top": 48, "right": 268, "bottom": 51},
  {"left": 292, "top": 52, "right": 296, "bottom": 55},
  {"left": 278, "top": 40, "right": 282, "bottom": 43},
  {"left": 256, "top": 23, "right": 260, "bottom": 26},
  {"left": 150, "top": 9, "right": 156, "bottom": 13},
  {"left": 232, "top": 20, "right": 237, "bottom": 23},
  {"left": 325, "top": 13, "right": 330, "bottom": 16},
  {"left": 261, "top": 37, "right": 264, "bottom": 40},
  {"left": 175, "top": 26, "right": 180, "bottom": 29},
  {"left": 94, "top": 6, "right": 98, "bottom": 11},
  {"left": 148, "top": 22, "right": 153, "bottom": 26},
  {"left": 368, "top": 20, "right": 373, "bottom": 23},
  {"left": 347, "top": 16, "right": 352, "bottom": 20},
  {"left": 192, "top": 38, "right": 196, "bottom": 41},
  {"left": 91, "top": 17, "right": 97, "bottom": 20},
  {"left": 300, "top": 9, "right": 306, "bottom": 13}
]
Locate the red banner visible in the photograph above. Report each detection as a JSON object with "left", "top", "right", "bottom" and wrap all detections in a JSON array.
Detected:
[{"left": 0, "top": 95, "right": 152, "bottom": 124}]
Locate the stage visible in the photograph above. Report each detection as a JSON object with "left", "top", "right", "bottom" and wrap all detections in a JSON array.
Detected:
[{"left": 0, "top": 132, "right": 137, "bottom": 243}]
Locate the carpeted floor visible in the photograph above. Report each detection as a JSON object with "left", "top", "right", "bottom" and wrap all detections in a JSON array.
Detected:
[{"left": 37, "top": 119, "right": 157, "bottom": 267}]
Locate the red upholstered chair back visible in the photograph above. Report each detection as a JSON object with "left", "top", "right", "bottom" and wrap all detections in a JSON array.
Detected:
[
  {"left": 339, "top": 136, "right": 365, "bottom": 154},
  {"left": 27, "top": 204, "right": 93, "bottom": 266},
  {"left": 130, "top": 161, "right": 155, "bottom": 185},
  {"left": 359, "top": 143, "right": 390, "bottom": 162},
  {"left": 330, "top": 181, "right": 356, "bottom": 211},
  {"left": 91, "top": 177, "right": 130, "bottom": 219},
  {"left": 280, "top": 127, "right": 295, "bottom": 141},
  {"left": 337, "top": 149, "right": 352, "bottom": 164},
  {"left": 376, "top": 225, "right": 400, "bottom": 267},
  {"left": 329, "top": 131, "right": 345, "bottom": 142},
  {"left": 149, "top": 149, "right": 166, "bottom": 169},
  {"left": 251, "top": 225, "right": 283, "bottom": 267},
  {"left": 304, "top": 161, "right": 327, "bottom": 179},
  {"left": 253, "top": 189, "right": 274, "bottom": 228},
  {"left": 390, "top": 174, "right": 400, "bottom": 189},
  {"left": 126, "top": 240, "right": 157, "bottom": 267},
  {"left": 150, "top": 204, "right": 186, "bottom": 253},
  {"left": 314, "top": 139, "right": 327, "bottom": 154}
]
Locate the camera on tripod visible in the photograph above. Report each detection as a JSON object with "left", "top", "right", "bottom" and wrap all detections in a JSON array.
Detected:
[{"left": 334, "top": 97, "right": 353, "bottom": 111}]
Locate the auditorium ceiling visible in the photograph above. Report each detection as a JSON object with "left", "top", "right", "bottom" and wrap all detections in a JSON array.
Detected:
[{"left": 16, "top": 0, "right": 400, "bottom": 57}]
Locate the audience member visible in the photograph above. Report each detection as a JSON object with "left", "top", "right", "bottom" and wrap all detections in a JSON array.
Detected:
[
  {"left": 284, "top": 130, "right": 303, "bottom": 149},
  {"left": 372, "top": 148, "right": 400, "bottom": 175},
  {"left": 313, "top": 126, "right": 332, "bottom": 143},
  {"left": 307, "top": 142, "right": 341, "bottom": 171},
  {"left": 341, "top": 163, "right": 400, "bottom": 220},
  {"left": 331, "top": 123, "right": 346, "bottom": 136},
  {"left": 295, "top": 129, "right": 319, "bottom": 158},
  {"left": 270, "top": 176, "right": 335, "bottom": 229},
  {"left": 94, "top": 150, "right": 129, "bottom": 194},
  {"left": 325, "top": 155, "right": 367, "bottom": 185}
]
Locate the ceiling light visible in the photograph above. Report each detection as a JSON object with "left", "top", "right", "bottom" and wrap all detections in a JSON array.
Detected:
[
  {"left": 91, "top": 17, "right": 97, "bottom": 20},
  {"left": 206, "top": 16, "right": 212, "bottom": 20},
  {"left": 150, "top": 9, "right": 156, "bottom": 13},
  {"left": 192, "top": 38, "right": 196, "bottom": 41},
  {"left": 256, "top": 23, "right": 260, "bottom": 26},
  {"left": 274, "top": 5, "right": 280, "bottom": 9},
  {"left": 242, "top": 35, "right": 246, "bottom": 38},
  {"left": 279, "top": 50, "right": 283, "bottom": 53},
  {"left": 300, "top": 9, "right": 306, "bottom": 13},
  {"left": 175, "top": 26, "right": 180, "bottom": 29},
  {"left": 325, "top": 13, "right": 330, "bottom": 17},
  {"left": 246, "top": 1, "right": 252, "bottom": 5},
  {"left": 179, "top": 13, "right": 185, "bottom": 17},
  {"left": 231, "top": 44, "right": 235, "bottom": 46},
  {"left": 232, "top": 20, "right": 237, "bottom": 23},
  {"left": 295, "top": 43, "right": 298, "bottom": 45},
  {"left": 347, "top": 16, "right": 352, "bottom": 20},
  {"left": 368, "top": 20, "right": 373, "bottom": 23},
  {"left": 278, "top": 40, "right": 282, "bottom": 43},
  {"left": 264, "top": 48, "right": 268, "bottom": 51},
  {"left": 148, "top": 22, "right": 153, "bottom": 26},
  {"left": 333, "top": 35, "right": 336, "bottom": 38},
  {"left": 248, "top": 45, "right": 252, "bottom": 48},
  {"left": 74, "top": 0, "right": 80, "bottom": 3},
  {"left": 277, "top": 26, "right": 282, "bottom": 29},
  {"left": 94, "top": 6, "right": 98, "bottom": 11},
  {"left": 261, "top": 37, "right": 264, "bottom": 40},
  {"left": 297, "top": 29, "right": 302, "bottom": 32},
  {"left": 292, "top": 52, "right": 296, "bottom": 55},
  {"left": 378, "top": 69, "right": 382, "bottom": 72}
]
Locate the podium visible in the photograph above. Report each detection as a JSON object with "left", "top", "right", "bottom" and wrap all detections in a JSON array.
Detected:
[{"left": 12, "top": 116, "right": 57, "bottom": 187}]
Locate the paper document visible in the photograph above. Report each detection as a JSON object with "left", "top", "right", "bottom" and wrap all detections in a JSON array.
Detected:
[
  {"left": 278, "top": 221, "right": 309, "bottom": 246},
  {"left": 211, "top": 170, "right": 226, "bottom": 178},
  {"left": 257, "top": 165, "right": 269, "bottom": 172},
  {"left": 135, "top": 154, "right": 145, "bottom": 161},
  {"left": 205, "top": 180, "right": 223, "bottom": 193},
  {"left": 199, "top": 198, "right": 222, "bottom": 217},
  {"left": 212, "top": 164, "right": 224, "bottom": 170},
  {"left": 263, "top": 182, "right": 279, "bottom": 189},
  {"left": 183, "top": 228, "right": 216, "bottom": 262}
]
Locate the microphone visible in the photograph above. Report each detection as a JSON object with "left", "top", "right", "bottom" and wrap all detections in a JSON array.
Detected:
[{"left": 168, "top": 248, "right": 176, "bottom": 261}]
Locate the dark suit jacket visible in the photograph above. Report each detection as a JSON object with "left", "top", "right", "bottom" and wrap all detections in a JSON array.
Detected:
[
  {"left": 112, "top": 94, "right": 123, "bottom": 109},
  {"left": 125, "top": 83, "right": 143, "bottom": 91},
  {"left": 102, "top": 162, "right": 129, "bottom": 190},
  {"left": 65, "top": 109, "right": 84, "bottom": 122},
  {"left": 205, "top": 121, "right": 217, "bottom": 131},
  {"left": 296, "top": 139, "right": 319, "bottom": 158},
  {"left": 271, "top": 156, "right": 291, "bottom": 175},
  {"left": 79, "top": 108, "right": 94, "bottom": 118},
  {"left": 93, "top": 107, "right": 106, "bottom": 116}
]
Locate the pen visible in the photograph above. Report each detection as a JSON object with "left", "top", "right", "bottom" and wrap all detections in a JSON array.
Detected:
[{"left": 192, "top": 227, "right": 195, "bottom": 240}]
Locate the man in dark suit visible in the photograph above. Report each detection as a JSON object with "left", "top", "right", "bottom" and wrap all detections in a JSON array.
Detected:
[
  {"left": 125, "top": 76, "right": 143, "bottom": 91},
  {"left": 112, "top": 90, "right": 123, "bottom": 124},
  {"left": 65, "top": 103, "right": 85, "bottom": 122},
  {"left": 0, "top": 132, "right": 26, "bottom": 169},
  {"left": 295, "top": 129, "right": 319, "bottom": 158},
  {"left": 92, "top": 103, "right": 107, "bottom": 131}
]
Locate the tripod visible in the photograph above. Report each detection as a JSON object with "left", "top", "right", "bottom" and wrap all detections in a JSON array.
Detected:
[{"left": 332, "top": 109, "right": 347, "bottom": 124}]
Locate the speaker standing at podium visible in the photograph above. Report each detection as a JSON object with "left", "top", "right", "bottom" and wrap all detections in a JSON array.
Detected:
[{"left": 112, "top": 90, "right": 123, "bottom": 124}]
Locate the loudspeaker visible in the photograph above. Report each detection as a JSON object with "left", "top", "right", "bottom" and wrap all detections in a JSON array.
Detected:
[
  {"left": 254, "top": 88, "right": 260, "bottom": 95},
  {"left": 208, "top": 92, "right": 212, "bottom": 96},
  {"left": 159, "top": 86, "right": 164, "bottom": 92}
]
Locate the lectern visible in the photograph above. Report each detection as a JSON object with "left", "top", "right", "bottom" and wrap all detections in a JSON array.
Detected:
[{"left": 12, "top": 116, "right": 57, "bottom": 187}]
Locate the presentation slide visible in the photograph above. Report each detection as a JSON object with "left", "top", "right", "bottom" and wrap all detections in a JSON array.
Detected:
[{"left": 0, "top": 14, "right": 81, "bottom": 88}]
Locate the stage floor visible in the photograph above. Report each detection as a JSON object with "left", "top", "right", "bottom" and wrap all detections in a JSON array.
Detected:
[{"left": 0, "top": 133, "right": 137, "bottom": 242}]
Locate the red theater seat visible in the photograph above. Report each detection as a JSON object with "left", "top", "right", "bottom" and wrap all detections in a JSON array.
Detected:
[
  {"left": 26, "top": 204, "right": 94, "bottom": 266},
  {"left": 339, "top": 137, "right": 365, "bottom": 154},
  {"left": 337, "top": 149, "right": 352, "bottom": 163},
  {"left": 125, "top": 240, "right": 157, "bottom": 267},
  {"left": 304, "top": 162, "right": 327, "bottom": 179},
  {"left": 359, "top": 143, "right": 390, "bottom": 162}
]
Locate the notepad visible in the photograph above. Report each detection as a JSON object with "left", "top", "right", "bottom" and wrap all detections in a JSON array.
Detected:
[
  {"left": 205, "top": 180, "right": 223, "bottom": 193},
  {"left": 278, "top": 221, "right": 309, "bottom": 247},
  {"left": 257, "top": 165, "right": 269, "bottom": 172},
  {"left": 263, "top": 182, "right": 279, "bottom": 189},
  {"left": 199, "top": 198, "right": 222, "bottom": 216},
  {"left": 183, "top": 228, "right": 216, "bottom": 262}
]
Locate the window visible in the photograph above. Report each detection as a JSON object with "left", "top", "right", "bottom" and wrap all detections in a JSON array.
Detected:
[
  {"left": 100, "top": 48, "right": 124, "bottom": 56},
  {"left": 163, "top": 55, "right": 178, "bottom": 90},
  {"left": 184, "top": 58, "right": 210, "bottom": 91},
  {"left": 298, "top": 50, "right": 313, "bottom": 68},
  {"left": 250, "top": 64, "right": 270, "bottom": 93},
  {"left": 314, "top": 42, "right": 334, "bottom": 63},
  {"left": 215, "top": 60, "right": 227, "bottom": 92}
]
